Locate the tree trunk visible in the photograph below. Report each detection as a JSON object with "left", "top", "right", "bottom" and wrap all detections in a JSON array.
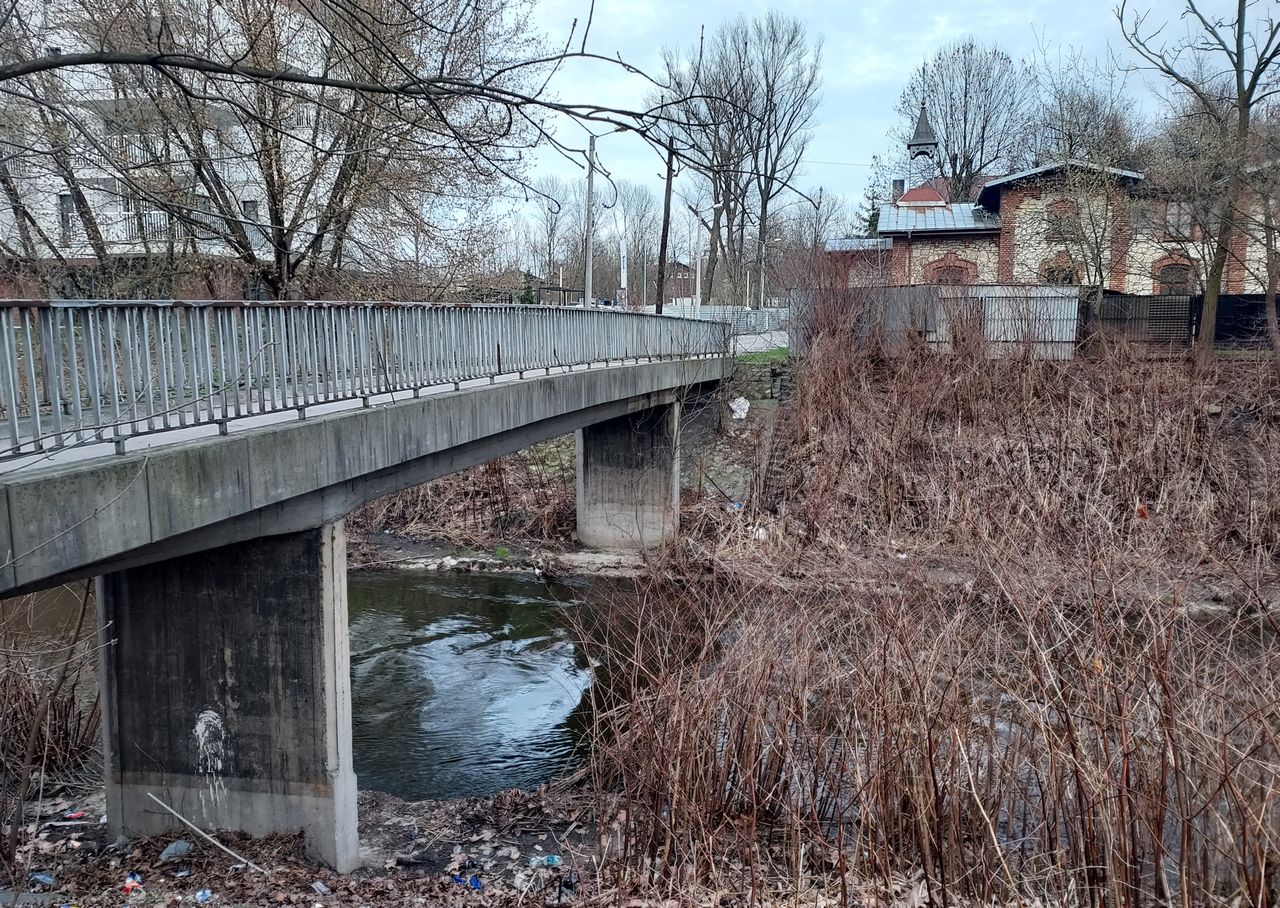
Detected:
[
  {"left": 1266, "top": 280, "right": 1280, "bottom": 376},
  {"left": 1261, "top": 199, "right": 1280, "bottom": 377},
  {"left": 702, "top": 200, "right": 724, "bottom": 307},
  {"left": 1195, "top": 149, "right": 1248, "bottom": 371},
  {"left": 754, "top": 189, "right": 771, "bottom": 310},
  {"left": 653, "top": 139, "right": 675, "bottom": 314}
]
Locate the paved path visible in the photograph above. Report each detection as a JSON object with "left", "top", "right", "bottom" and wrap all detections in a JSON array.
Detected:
[{"left": 734, "top": 330, "right": 789, "bottom": 354}]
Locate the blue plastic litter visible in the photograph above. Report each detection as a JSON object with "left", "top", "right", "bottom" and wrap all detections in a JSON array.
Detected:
[
  {"left": 28, "top": 871, "right": 55, "bottom": 887},
  {"left": 195, "top": 888, "right": 214, "bottom": 903},
  {"left": 160, "top": 839, "right": 194, "bottom": 862}
]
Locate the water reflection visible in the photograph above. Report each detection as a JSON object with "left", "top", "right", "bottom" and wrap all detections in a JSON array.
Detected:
[{"left": 348, "top": 571, "right": 593, "bottom": 801}]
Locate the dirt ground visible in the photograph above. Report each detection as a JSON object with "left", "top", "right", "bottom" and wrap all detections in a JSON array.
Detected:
[{"left": 7, "top": 787, "right": 605, "bottom": 907}]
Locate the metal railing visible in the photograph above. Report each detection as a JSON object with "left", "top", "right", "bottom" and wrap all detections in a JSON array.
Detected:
[
  {"left": 0, "top": 300, "right": 729, "bottom": 457},
  {"left": 647, "top": 304, "right": 792, "bottom": 335},
  {"left": 123, "top": 211, "right": 187, "bottom": 243}
]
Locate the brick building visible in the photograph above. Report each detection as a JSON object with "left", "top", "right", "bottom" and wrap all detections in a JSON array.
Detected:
[{"left": 830, "top": 105, "right": 1267, "bottom": 296}]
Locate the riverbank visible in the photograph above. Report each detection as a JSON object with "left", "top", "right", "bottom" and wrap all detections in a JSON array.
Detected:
[{"left": 351, "top": 530, "right": 652, "bottom": 579}]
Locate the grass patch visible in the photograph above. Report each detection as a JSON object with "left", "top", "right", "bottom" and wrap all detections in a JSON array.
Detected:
[{"left": 736, "top": 346, "right": 788, "bottom": 364}]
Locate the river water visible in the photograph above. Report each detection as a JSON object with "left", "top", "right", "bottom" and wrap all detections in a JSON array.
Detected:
[{"left": 347, "top": 570, "right": 596, "bottom": 801}]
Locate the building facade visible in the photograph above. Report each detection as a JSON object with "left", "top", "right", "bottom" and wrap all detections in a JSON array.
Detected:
[{"left": 830, "top": 106, "right": 1269, "bottom": 297}]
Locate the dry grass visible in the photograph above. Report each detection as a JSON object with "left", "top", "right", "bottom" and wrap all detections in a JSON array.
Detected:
[
  {"left": 578, "top": 292, "right": 1280, "bottom": 906},
  {"left": 0, "top": 585, "right": 100, "bottom": 878},
  {"left": 348, "top": 435, "right": 577, "bottom": 552}
]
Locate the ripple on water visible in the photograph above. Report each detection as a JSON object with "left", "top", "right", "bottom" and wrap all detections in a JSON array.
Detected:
[{"left": 348, "top": 570, "right": 594, "bottom": 801}]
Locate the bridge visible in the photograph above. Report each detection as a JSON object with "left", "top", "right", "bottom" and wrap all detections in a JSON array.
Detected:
[{"left": 0, "top": 300, "right": 731, "bottom": 870}]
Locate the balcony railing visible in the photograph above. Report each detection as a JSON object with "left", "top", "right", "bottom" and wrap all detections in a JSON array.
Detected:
[
  {"left": 122, "top": 211, "right": 188, "bottom": 243},
  {"left": 0, "top": 301, "right": 730, "bottom": 456}
]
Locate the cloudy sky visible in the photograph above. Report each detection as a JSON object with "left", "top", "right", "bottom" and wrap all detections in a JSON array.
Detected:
[{"left": 522, "top": 0, "right": 1195, "bottom": 216}]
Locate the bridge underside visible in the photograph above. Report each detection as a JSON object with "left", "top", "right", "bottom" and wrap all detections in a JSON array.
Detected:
[{"left": 1, "top": 354, "right": 725, "bottom": 869}]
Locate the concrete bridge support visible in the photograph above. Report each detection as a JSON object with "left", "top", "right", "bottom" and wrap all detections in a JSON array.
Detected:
[
  {"left": 576, "top": 402, "right": 681, "bottom": 550},
  {"left": 97, "top": 522, "right": 358, "bottom": 871}
]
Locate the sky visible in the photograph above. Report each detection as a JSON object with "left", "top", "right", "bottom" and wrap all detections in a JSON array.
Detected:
[{"left": 519, "top": 0, "right": 1183, "bottom": 218}]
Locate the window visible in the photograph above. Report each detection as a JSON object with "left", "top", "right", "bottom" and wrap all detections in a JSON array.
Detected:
[
  {"left": 292, "top": 104, "right": 313, "bottom": 129},
  {"left": 57, "top": 193, "right": 74, "bottom": 244},
  {"left": 934, "top": 265, "right": 968, "bottom": 285},
  {"left": 241, "top": 199, "right": 260, "bottom": 222},
  {"left": 1045, "top": 201, "right": 1078, "bottom": 244},
  {"left": 1044, "top": 264, "right": 1078, "bottom": 285},
  {"left": 1165, "top": 201, "right": 1194, "bottom": 239},
  {"left": 1130, "top": 199, "right": 1158, "bottom": 234},
  {"left": 114, "top": 178, "right": 140, "bottom": 213},
  {"left": 1157, "top": 263, "right": 1193, "bottom": 295}
]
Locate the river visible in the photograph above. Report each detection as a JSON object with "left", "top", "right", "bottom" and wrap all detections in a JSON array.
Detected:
[{"left": 346, "top": 570, "right": 595, "bottom": 800}]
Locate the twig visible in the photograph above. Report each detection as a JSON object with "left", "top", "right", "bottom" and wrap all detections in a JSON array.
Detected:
[{"left": 144, "top": 792, "right": 268, "bottom": 874}]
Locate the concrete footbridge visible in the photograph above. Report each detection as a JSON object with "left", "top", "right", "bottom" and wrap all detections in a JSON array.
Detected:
[{"left": 0, "top": 300, "right": 731, "bottom": 869}]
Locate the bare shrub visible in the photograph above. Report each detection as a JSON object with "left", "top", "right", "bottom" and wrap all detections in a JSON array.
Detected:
[
  {"left": 581, "top": 299, "right": 1280, "bottom": 905},
  {"left": 348, "top": 436, "right": 576, "bottom": 556},
  {"left": 0, "top": 585, "right": 100, "bottom": 877},
  {"left": 582, "top": 567, "right": 1280, "bottom": 906}
]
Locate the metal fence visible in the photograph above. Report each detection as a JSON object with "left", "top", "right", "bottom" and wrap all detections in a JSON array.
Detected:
[
  {"left": 791, "top": 286, "right": 1080, "bottom": 360},
  {"left": 0, "top": 300, "right": 729, "bottom": 456},
  {"left": 649, "top": 304, "right": 791, "bottom": 335},
  {"left": 1092, "top": 293, "right": 1192, "bottom": 345}
]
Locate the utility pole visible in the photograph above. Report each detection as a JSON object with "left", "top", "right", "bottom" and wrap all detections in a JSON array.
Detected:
[
  {"left": 584, "top": 134, "right": 595, "bottom": 307},
  {"left": 654, "top": 137, "right": 675, "bottom": 315}
]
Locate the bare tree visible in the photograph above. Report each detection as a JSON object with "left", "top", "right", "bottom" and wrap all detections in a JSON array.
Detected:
[
  {"left": 661, "top": 26, "right": 756, "bottom": 307},
  {"left": 1118, "top": 0, "right": 1280, "bottom": 368},
  {"left": 527, "top": 175, "right": 570, "bottom": 286},
  {"left": 743, "top": 12, "right": 821, "bottom": 308},
  {"left": 896, "top": 38, "right": 1038, "bottom": 201},
  {"left": 0, "top": 0, "right": 712, "bottom": 299},
  {"left": 1034, "top": 47, "right": 1143, "bottom": 166},
  {"left": 660, "top": 14, "right": 819, "bottom": 309}
]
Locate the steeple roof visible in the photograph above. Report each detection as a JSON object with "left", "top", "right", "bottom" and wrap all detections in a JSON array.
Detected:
[{"left": 907, "top": 103, "right": 938, "bottom": 160}]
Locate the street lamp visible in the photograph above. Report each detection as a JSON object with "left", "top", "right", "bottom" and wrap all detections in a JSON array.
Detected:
[{"left": 583, "top": 125, "right": 626, "bottom": 307}]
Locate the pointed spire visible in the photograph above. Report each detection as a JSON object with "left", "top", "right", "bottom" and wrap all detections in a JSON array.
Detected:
[{"left": 907, "top": 102, "right": 938, "bottom": 160}]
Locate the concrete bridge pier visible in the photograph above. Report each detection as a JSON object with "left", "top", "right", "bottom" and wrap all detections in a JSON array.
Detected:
[
  {"left": 97, "top": 522, "right": 358, "bottom": 871},
  {"left": 576, "top": 401, "right": 681, "bottom": 550}
]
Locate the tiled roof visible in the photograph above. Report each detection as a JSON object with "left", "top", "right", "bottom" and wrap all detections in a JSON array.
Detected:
[
  {"left": 897, "top": 184, "right": 947, "bottom": 205},
  {"left": 826, "top": 237, "right": 894, "bottom": 252},
  {"left": 876, "top": 203, "right": 1001, "bottom": 234}
]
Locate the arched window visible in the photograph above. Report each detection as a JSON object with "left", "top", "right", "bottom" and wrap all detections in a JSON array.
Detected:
[
  {"left": 1044, "top": 264, "right": 1079, "bottom": 285},
  {"left": 924, "top": 253, "right": 977, "bottom": 285},
  {"left": 1157, "top": 263, "right": 1192, "bottom": 295}
]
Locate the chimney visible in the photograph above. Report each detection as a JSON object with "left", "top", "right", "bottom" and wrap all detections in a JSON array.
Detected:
[{"left": 891, "top": 178, "right": 905, "bottom": 201}]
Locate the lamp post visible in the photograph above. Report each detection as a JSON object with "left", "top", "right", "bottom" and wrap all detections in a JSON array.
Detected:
[
  {"left": 583, "top": 126, "right": 626, "bottom": 307},
  {"left": 584, "top": 134, "right": 595, "bottom": 307}
]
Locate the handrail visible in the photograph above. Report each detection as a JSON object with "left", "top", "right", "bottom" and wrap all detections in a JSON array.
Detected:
[{"left": 0, "top": 301, "right": 729, "bottom": 457}]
